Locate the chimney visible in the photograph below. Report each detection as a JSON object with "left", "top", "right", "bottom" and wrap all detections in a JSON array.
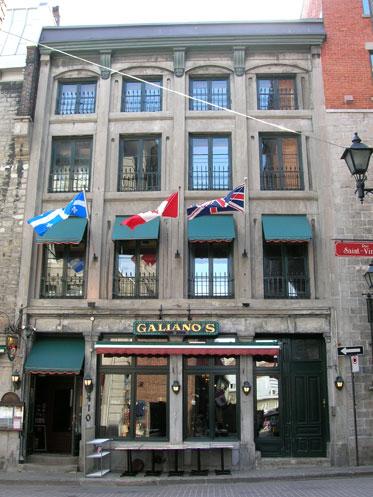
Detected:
[{"left": 52, "top": 5, "right": 60, "bottom": 26}]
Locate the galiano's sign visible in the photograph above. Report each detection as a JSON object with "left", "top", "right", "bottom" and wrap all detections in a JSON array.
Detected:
[
  {"left": 134, "top": 320, "right": 219, "bottom": 336},
  {"left": 335, "top": 241, "right": 373, "bottom": 257}
]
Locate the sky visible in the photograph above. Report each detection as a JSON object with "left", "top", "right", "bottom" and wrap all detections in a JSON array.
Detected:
[{"left": 57, "top": 0, "right": 305, "bottom": 26}]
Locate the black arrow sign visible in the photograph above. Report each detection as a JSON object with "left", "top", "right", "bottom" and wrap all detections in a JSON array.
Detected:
[{"left": 338, "top": 346, "right": 364, "bottom": 356}]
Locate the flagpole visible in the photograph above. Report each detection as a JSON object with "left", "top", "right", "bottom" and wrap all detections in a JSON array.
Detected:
[
  {"left": 243, "top": 177, "right": 248, "bottom": 257},
  {"left": 83, "top": 188, "right": 89, "bottom": 222},
  {"left": 175, "top": 185, "right": 181, "bottom": 258}
]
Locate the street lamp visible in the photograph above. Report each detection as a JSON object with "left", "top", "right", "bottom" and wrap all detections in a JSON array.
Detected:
[{"left": 341, "top": 133, "right": 373, "bottom": 203}]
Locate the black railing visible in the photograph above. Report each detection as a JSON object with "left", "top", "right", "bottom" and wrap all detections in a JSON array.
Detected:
[
  {"left": 122, "top": 90, "right": 161, "bottom": 112},
  {"left": 49, "top": 168, "right": 90, "bottom": 193},
  {"left": 258, "top": 88, "right": 296, "bottom": 110},
  {"left": 190, "top": 88, "right": 229, "bottom": 110},
  {"left": 113, "top": 273, "right": 158, "bottom": 298},
  {"left": 41, "top": 274, "right": 85, "bottom": 298},
  {"left": 261, "top": 168, "right": 302, "bottom": 191},
  {"left": 188, "top": 274, "right": 234, "bottom": 298},
  {"left": 57, "top": 90, "right": 96, "bottom": 115},
  {"left": 190, "top": 159, "right": 230, "bottom": 190},
  {"left": 264, "top": 275, "right": 310, "bottom": 299},
  {"left": 118, "top": 170, "right": 160, "bottom": 192}
]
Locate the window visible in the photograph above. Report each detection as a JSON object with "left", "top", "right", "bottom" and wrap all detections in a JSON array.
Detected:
[
  {"left": 99, "top": 354, "right": 168, "bottom": 440},
  {"left": 118, "top": 136, "right": 161, "bottom": 192},
  {"left": 257, "top": 77, "right": 297, "bottom": 110},
  {"left": 189, "top": 135, "right": 231, "bottom": 190},
  {"left": 114, "top": 240, "right": 158, "bottom": 298},
  {"left": 40, "top": 243, "right": 86, "bottom": 298},
  {"left": 363, "top": 0, "right": 372, "bottom": 15},
  {"left": 189, "top": 242, "right": 233, "bottom": 298},
  {"left": 189, "top": 78, "right": 230, "bottom": 111},
  {"left": 49, "top": 137, "right": 92, "bottom": 193},
  {"left": 184, "top": 354, "right": 238, "bottom": 440},
  {"left": 263, "top": 243, "right": 310, "bottom": 299},
  {"left": 260, "top": 134, "right": 303, "bottom": 191},
  {"left": 56, "top": 81, "right": 96, "bottom": 115},
  {"left": 122, "top": 78, "right": 162, "bottom": 112}
]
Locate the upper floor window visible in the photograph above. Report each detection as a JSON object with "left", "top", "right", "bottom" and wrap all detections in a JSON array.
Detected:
[
  {"left": 113, "top": 240, "right": 158, "bottom": 298},
  {"left": 49, "top": 137, "right": 92, "bottom": 193},
  {"left": 41, "top": 242, "right": 86, "bottom": 298},
  {"left": 263, "top": 243, "right": 309, "bottom": 299},
  {"left": 362, "top": 0, "right": 371, "bottom": 15},
  {"left": 189, "top": 242, "right": 233, "bottom": 298},
  {"left": 260, "top": 134, "right": 303, "bottom": 191},
  {"left": 118, "top": 136, "right": 161, "bottom": 192},
  {"left": 257, "top": 76, "right": 297, "bottom": 110},
  {"left": 189, "top": 135, "right": 231, "bottom": 191},
  {"left": 122, "top": 78, "right": 162, "bottom": 112},
  {"left": 189, "top": 78, "right": 230, "bottom": 111},
  {"left": 56, "top": 81, "right": 96, "bottom": 115}
]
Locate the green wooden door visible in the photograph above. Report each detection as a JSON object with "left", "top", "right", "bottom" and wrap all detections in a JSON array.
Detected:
[{"left": 255, "top": 336, "right": 328, "bottom": 457}]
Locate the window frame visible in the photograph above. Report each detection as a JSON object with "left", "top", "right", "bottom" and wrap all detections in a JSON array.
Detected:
[
  {"left": 263, "top": 242, "right": 310, "bottom": 299},
  {"left": 118, "top": 135, "right": 161, "bottom": 192},
  {"left": 98, "top": 353, "right": 169, "bottom": 441},
  {"left": 113, "top": 239, "right": 159, "bottom": 299},
  {"left": 256, "top": 75, "right": 297, "bottom": 111},
  {"left": 188, "top": 134, "right": 232, "bottom": 191},
  {"left": 40, "top": 242, "right": 86, "bottom": 299},
  {"left": 183, "top": 354, "right": 239, "bottom": 441},
  {"left": 56, "top": 80, "right": 97, "bottom": 115},
  {"left": 362, "top": 0, "right": 372, "bottom": 15},
  {"left": 49, "top": 136, "right": 92, "bottom": 193},
  {"left": 259, "top": 133, "right": 304, "bottom": 191},
  {"left": 189, "top": 76, "right": 230, "bottom": 111},
  {"left": 121, "top": 77, "right": 162, "bottom": 112},
  {"left": 188, "top": 241, "right": 234, "bottom": 298}
]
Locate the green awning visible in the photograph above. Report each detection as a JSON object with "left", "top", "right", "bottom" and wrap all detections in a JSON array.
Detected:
[
  {"left": 25, "top": 338, "right": 85, "bottom": 375},
  {"left": 36, "top": 218, "right": 87, "bottom": 244},
  {"left": 188, "top": 215, "right": 235, "bottom": 242},
  {"left": 262, "top": 215, "right": 312, "bottom": 242},
  {"left": 112, "top": 217, "right": 160, "bottom": 240}
]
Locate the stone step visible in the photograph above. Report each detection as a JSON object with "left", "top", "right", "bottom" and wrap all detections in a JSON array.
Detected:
[
  {"left": 256, "top": 457, "right": 330, "bottom": 469},
  {"left": 20, "top": 462, "right": 79, "bottom": 473},
  {"left": 23, "top": 453, "right": 79, "bottom": 471}
]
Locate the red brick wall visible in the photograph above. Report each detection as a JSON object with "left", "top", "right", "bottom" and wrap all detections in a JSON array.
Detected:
[{"left": 320, "top": 0, "right": 373, "bottom": 109}]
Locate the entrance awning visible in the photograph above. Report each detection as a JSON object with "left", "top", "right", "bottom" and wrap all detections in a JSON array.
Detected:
[
  {"left": 25, "top": 338, "right": 85, "bottom": 375},
  {"left": 188, "top": 215, "right": 235, "bottom": 242},
  {"left": 95, "top": 340, "right": 279, "bottom": 356},
  {"left": 36, "top": 218, "right": 87, "bottom": 244},
  {"left": 262, "top": 215, "right": 312, "bottom": 243},
  {"left": 112, "top": 217, "right": 160, "bottom": 240}
]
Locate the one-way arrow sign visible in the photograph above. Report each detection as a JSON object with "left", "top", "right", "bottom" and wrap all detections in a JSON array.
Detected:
[{"left": 338, "top": 346, "right": 364, "bottom": 356}]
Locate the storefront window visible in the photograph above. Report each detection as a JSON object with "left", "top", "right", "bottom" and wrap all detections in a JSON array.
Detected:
[
  {"left": 184, "top": 356, "right": 238, "bottom": 440},
  {"left": 255, "top": 375, "right": 280, "bottom": 439},
  {"left": 99, "top": 356, "right": 168, "bottom": 440}
]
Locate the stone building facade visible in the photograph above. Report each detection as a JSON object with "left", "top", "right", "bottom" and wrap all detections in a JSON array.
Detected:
[{"left": 7, "top": 19, "right": 370, "bottom": 472}]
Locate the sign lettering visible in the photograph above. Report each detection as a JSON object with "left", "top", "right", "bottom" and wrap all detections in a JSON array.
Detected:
[
  {"left": 133, "top": 320, "right": 220, "bottom": 336},
  {"left": 335, "top": 241, "right": 373, "bottom": 257}
]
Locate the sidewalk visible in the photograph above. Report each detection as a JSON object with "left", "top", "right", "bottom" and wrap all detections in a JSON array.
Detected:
[{"left": 1, "top": 464, "right": 373, "bottom": 487}]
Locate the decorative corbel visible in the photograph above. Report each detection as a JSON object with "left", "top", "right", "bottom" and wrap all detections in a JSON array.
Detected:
[
  {"left": 100, "top": 50, "right": 112, "bottom": 80},
  {"left": 174, "top": 48, "right": 185, "bottom": 77},
  {"left": 233, "top": 47, "right": 246, "bottom": 77}
]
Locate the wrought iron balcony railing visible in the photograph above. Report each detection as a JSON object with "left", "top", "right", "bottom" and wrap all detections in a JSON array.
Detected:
[
  {"left": 113, "top": 273, "right": 158, "bottom": 298},
  {"left": 49, "top": 168, "right": 90, "bottom": 193},
  {"left": 118, "top": 170, "right": 160, "bottom": 192},
  {"left": 188, "top": 274, "right": 234, "bottom": 298},
  {"left": 264, "top": 275, "right": 310, "bottom": 299},
  {"left": 258, "top": 88, "right": 296, "bottom": 111},
  {"left": 57, "top": 90, "right": 96, "bottom": 115},
  {"left": 190, "top": 88, "right": 229, "bottom": 111},
  {"left": 122, "top": 91, "right": 161, "bottom": 112},
  {"left": 260, "top": 168, "right": 303, "bottom": 191},
  {"left": 41, "top": 274, "right": 85, "bottom": 298}
]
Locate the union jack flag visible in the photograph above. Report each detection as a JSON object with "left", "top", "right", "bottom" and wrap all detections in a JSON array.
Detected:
[{"left": 187, "top": 184, "right": 245, "bottom": 220}]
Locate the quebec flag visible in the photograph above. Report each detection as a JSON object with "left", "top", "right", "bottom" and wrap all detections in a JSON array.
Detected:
[{"left": 27, "top": 191, "right": 88, "bottom": 237}]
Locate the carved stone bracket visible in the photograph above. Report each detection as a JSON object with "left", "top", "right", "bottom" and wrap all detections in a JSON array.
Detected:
[
  {"left": 233, "top": 46, "right": 246, "bottom": 76},
  {"left": 100, "top": 51, "right": 112, "bottom": 79},
  {"left": 173, "top": 48, "right": 185, "bottom": 77}
]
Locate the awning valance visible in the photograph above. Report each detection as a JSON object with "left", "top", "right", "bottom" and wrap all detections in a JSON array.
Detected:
[
  {"left": 25, "top": 338, "right": 85, "bottom": 375},
  {"left": 95, "top": 341, "right": 279, "bottom": 356},
  {"left": 36, "top": 217, "right": 87, "bottom": 244},
  {"left": 112, "top": 217, "right": 160, "bottom": 240},
  {"left": 262, "top": 215, "right": 312, "bottom": 243},
  {"left": 188, "top": 215, "right": 235, "bottom": 242}
]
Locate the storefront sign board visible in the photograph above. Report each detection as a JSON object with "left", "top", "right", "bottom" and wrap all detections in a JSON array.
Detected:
[{"left": 133, "top": 320, "right": 219, "bottom": 336}]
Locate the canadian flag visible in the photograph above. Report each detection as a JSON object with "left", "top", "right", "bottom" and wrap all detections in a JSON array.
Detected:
[{"left": 121, "top": 192, "right": 179, "bottom": 230}]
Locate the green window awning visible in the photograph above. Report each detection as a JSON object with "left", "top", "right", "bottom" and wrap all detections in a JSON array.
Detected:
[
  {"left": 36, "top": 218, "right": 87, "bottom": 244},
  {"left": 262, "top": 215, "right": 312, "bottom": 242},
  {"left": 25, "top": 338, "right": 85, "bottom": 375},
  {"left": 112, "top": 216, "right": 160, "bottom": 240},
  {"left": 188, "top": 215, "right": 235, "bottom": 242}
]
